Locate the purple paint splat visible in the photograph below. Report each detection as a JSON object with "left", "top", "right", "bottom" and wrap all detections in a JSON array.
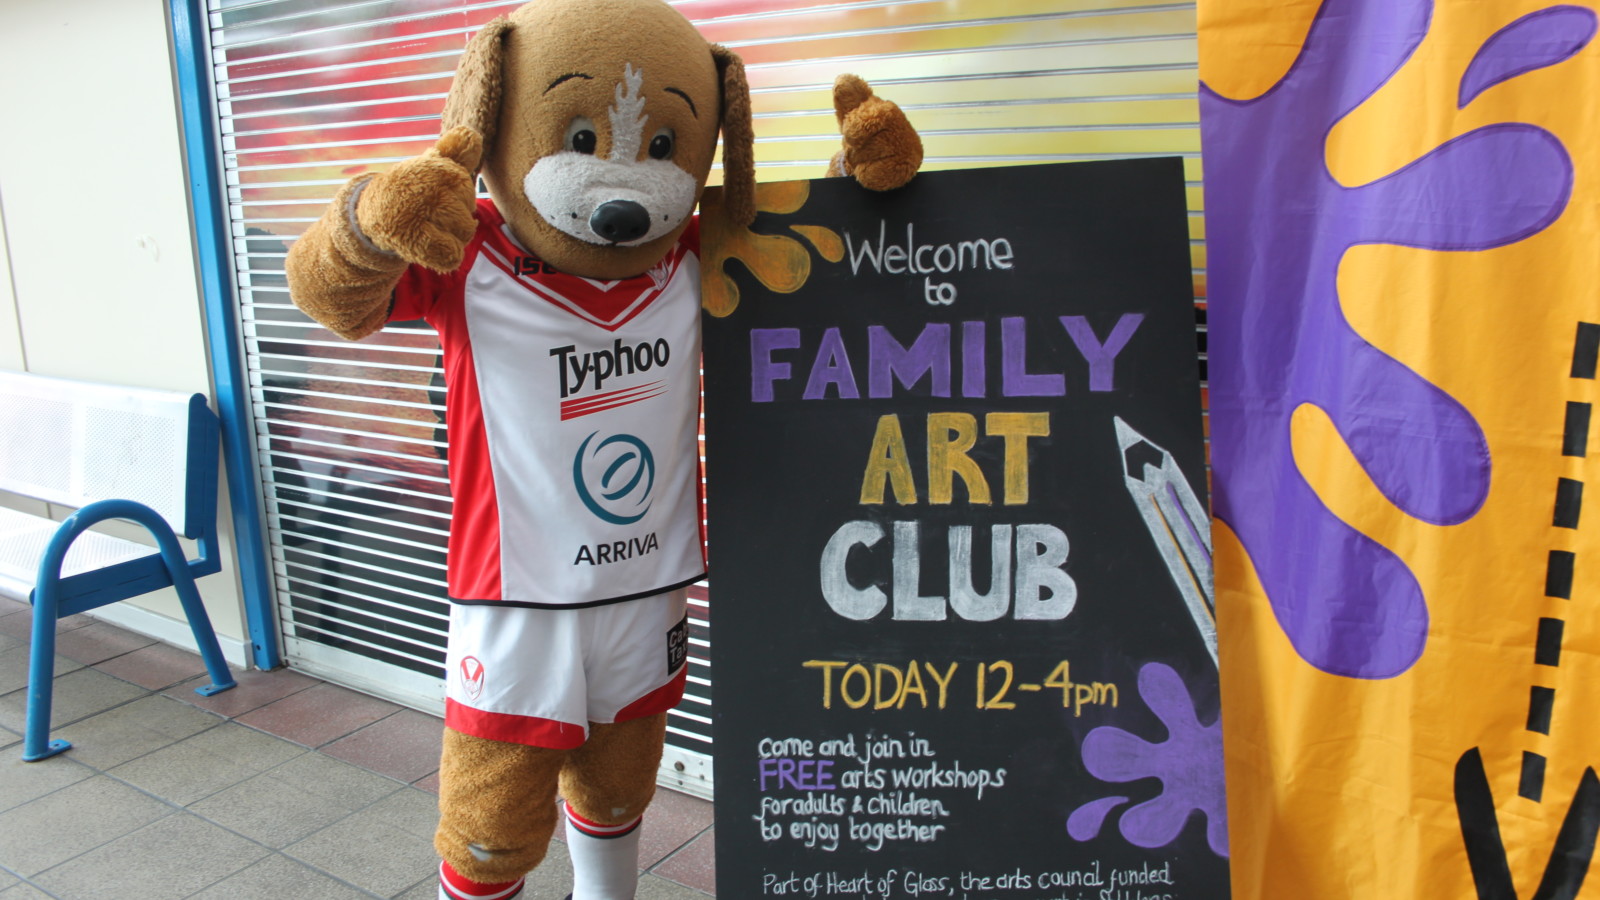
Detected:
[
  {"left": 1070, "top": 663, "right": 1228, "bottom": 857},
  {"left": 1199, "top": 0, "right": 1575, "bottom": 678},
  {"left": 1459, "top": 6, "right": 1597, "bottom": 108},
  {"left": 1067, "top": 795, "right": 1130, "bottom": 841}
]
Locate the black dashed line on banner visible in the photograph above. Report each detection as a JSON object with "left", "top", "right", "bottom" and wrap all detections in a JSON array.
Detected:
[
  {"left": 1527, "top": 686, "right": 1555, "bottom": 735},
  {"left": 1535, "top": 617, "right": 1565, "bottom": 667},
  {"left": 1563, "top": 402, "right": 1591, "bottom": 457},
  {"left": 1521, "top": 751, "right": 1548, "bottom": 802},
  {"left": 1554, "top": 478, "right": 1583, "bottom": 529},
  {"left": 1520, "top": 323, "right": 1596, "bottom": 804},
  {"left": 1573, "top": 322, "right": 1600, "bottom": 379},
  {"left": 1546, "top": 550, "right": 1576, "bottom": 599}
]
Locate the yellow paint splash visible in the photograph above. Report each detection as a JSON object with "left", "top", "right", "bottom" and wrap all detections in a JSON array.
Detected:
[{"left": 700, "top": 181, "right": 843, "bottom": 317}]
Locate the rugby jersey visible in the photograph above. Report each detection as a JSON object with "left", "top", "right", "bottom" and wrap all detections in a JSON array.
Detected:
[{"left": 390, "top": 199, "right": 706, "bottom": 608}]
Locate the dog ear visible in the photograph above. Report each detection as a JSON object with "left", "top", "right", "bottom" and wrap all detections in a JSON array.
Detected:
[
  {"left": 711, "top": 44, "right": 756, "bottom": 228},
  {"left": 441, "top": 16, "right": 512, "bottom": 171}
]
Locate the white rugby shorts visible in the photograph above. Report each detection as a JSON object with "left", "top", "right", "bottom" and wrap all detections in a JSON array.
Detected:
[{"left": 442, "top": 589, "right": 690, "bottom": 748}]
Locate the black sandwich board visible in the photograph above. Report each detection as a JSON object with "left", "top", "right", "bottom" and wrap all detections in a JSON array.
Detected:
[{"left": 701, "top": 159, "right": 1229, "bottom": 900}]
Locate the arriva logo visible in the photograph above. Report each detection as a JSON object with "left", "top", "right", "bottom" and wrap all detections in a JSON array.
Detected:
[{"left": 573, "top": 432, "right": 656, "bottom": 525}]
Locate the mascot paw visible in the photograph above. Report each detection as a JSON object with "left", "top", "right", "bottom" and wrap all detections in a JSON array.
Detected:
[
  {"left": 355, "top": 125, "right": 483, "bottom": 272},
  {"left": 828, "top": 74, "right": 923, "bottom": 192}
]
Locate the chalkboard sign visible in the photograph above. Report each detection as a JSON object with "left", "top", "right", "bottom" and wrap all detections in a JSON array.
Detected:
[{"left": 702, "top": 159, "right": 1228, "bottom": 900}]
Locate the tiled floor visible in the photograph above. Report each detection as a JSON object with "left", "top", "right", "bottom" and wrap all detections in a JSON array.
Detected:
[{"left": 0, "top": 595, "right": 717, "bottom": 899}]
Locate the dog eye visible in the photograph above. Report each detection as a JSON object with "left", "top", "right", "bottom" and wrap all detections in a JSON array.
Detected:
[
  {"left": 648, "top": 128, "right": 674, "bottom": 160},
  {"left": 566, "top": 117, "right": 598, "bottom": 155}
]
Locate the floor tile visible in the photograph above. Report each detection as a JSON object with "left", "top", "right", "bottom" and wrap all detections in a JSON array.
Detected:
[
  {"left": 0, "top": 595, "right": 27, "bottom": 616},
  {"left": 187, "top": 853, "right": 379, "bottom": 900},
  {"left": 237, "top": 682, "right": 400, "bottom": 748},
  {"left": 0, "top": 752, "right": 93, "bottom": 814},
  {"left": 0, "top": 612, "right": 92, "bottom": 644},
  {"left": 162, "top": 665, "right": 318, "bottom": 719},
  {"left": 412, "top": 771, "right": 440, "bottom": 794},
  {"left": 393, "top": 875, "right": 444, "bottom": 900},
  {"left": 649, "top": 827, "right": 715, "bottom": 895},
  {"left": 0, "top": 775, "right": 173, "bottom": 876},
  {"left": 32, "top": 811, "right": 269, "bottom": 900},
  {"left": 283, "top": 802, "right": 440, "bottom": 897},
  {"left": 94, "top": 642, "right": 213, "bottom": 691},
  {"left": 0, "top": 642, "right": 85, "bottom": 695},
  {"left": 0, "top": 667, "right": 146, "bottom": 736},
  {"left": 0, "top": 863, "right": 16, "bottom": 890},
  {"left": 188, "top": 749, "right": 406, "bottom": 850},
  {"left": 53, "top": 622, "right": 157, "bottom": 666},
  {"left": 260, "top": 751, "right": 405, "bottom": 810},
  {"left": 322, "top": 709, "right": 443, "bottom": 783},
  {"left": 359, "top": 788, "right": 441, "bottom": 842},
  {"left": 0, "top": 884, "right": 54, "bottom": 899},
  {"left": 523, "top": 838, "right": 576, "bottom": 900},
  {"left": 52, "top": 694, "right": 223, "bottom": 770},
  {"left": 638, "top": 788, "right": 713, "bottom": 869},
  {"left": 188, "top": 770, "right": 370, "bottom": 850},
  {"left": 108, "top": 721, "right": 305, "bottom": 806},
  {"left": 0, "top": 631, "right": 22, "bottom": 653},
  {"left": 638, "top": 872, "right": 715, "bottom": 899}
]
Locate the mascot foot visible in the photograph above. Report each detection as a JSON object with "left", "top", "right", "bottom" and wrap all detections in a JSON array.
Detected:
[
  {"left": 438, "top": 860, "right": 525, "bottom": 900},
  {"left": 563, "top": 801, "right": 643, "bottom": 899}
]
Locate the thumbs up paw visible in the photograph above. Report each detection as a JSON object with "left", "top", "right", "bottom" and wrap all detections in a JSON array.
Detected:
[
  {"left": 355, "top": 126, "right": 484, "bottom": 273},
  {"left": 828, "top": 75, "right": 923, "bottom": 192}
]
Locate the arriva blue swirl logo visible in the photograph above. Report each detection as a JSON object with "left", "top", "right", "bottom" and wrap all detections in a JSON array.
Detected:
[{"left": 573, "top": 432, "right": 656, "bottom": 525}]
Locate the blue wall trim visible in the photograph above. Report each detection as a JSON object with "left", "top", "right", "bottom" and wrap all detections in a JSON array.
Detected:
[{"left": 168, "top": 0, "right": 283, "bottom": 670}]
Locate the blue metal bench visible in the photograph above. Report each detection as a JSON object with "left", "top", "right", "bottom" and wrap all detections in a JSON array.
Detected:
[{"left": 0, "top": 371, "right": 237, "bottom": 761}]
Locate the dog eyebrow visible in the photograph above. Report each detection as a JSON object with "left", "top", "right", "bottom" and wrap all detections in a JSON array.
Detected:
[
  {"left": 665, "top": 87, "right": 698, "bottom": 118},
  {"left": 545, "top": 73, "right": 593, "bottom": 93}
]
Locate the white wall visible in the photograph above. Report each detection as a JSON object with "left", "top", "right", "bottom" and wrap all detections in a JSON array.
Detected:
[
  {"left": 0, "top": 198, "right": 25, "bottom": 373},
  {"left": 0, "top": 0, "right": 252, "bottom": 660}
]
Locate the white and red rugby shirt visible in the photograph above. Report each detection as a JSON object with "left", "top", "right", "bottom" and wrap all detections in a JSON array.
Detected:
[{"left": 389, "top": 199, "right": 706, "bottom": 608}]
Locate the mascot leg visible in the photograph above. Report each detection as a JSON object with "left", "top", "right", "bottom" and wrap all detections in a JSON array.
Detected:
[
  {"left": 435, "top": 727, "right": 566, "bottom": 899},
  {"left": 559, "top": 712, "right": 669, "bottom": 900}
]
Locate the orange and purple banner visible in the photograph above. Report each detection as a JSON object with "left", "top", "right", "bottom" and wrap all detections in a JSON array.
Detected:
[{"left": 1201, "top": 0, "right": 1600, "bottom": 897}]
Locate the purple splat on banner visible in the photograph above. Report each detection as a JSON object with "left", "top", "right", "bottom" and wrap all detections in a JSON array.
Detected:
[
  {"left": 1458, "top": 6, "right": 1597, "bottom": 108},
  {"left": 1069, "top": 663, "right": 1228, "bottom": 857},
  {"left": 1198, "top": 0, "right": 1575, "bottom": 678}
]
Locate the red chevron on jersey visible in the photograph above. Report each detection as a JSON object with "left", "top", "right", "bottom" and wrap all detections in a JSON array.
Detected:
[{"left": 476, "top": 202, "right": 695, "bottom": 332}]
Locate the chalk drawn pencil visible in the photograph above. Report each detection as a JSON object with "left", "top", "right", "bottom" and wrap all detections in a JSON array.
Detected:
[{"left": 1114, "top": 416, "right": 1216, "bottom": 665}]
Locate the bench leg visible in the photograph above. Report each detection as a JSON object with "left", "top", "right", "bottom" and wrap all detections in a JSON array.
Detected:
[
  {"left": 23, "top": 585, "right": 71, "bottom": 762},
  {"left": 158, "top": 537, "right": 237, "bottom": 698}
]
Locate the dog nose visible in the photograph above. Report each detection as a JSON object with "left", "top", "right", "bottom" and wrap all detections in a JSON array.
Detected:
[{"left": 590, "top": 200, "right": 652, "bottom": 244}]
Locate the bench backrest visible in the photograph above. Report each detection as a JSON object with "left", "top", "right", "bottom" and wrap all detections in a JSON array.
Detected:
[{"left": 0, "top": 371, "right": 219, "bottom": 540}]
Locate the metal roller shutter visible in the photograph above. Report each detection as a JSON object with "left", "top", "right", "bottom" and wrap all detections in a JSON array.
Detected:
[{"left": 203, "top": 0, "right": 1203, "bottom": 799}]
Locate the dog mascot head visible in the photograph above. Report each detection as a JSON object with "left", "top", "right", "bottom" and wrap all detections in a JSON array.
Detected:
[{"left": 439, "top": 0, "right": 755, "bottom": 281}]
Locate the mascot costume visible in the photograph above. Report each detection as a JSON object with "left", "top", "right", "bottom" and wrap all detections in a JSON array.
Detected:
[{"left": 284, "top": 1, "right": 922, "bottom": 898}]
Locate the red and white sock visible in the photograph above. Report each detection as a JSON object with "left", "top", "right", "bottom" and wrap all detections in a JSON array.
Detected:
[
  {"left": 563, "top": 801, "right": 643, "bottom": 900},
  {"left": 438, "top": 860, "right": 525, "bottom": 900}
]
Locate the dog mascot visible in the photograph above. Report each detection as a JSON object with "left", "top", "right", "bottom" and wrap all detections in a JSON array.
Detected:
[{"left": 285, "top": 1, "right": 921, "bottom": 898}]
